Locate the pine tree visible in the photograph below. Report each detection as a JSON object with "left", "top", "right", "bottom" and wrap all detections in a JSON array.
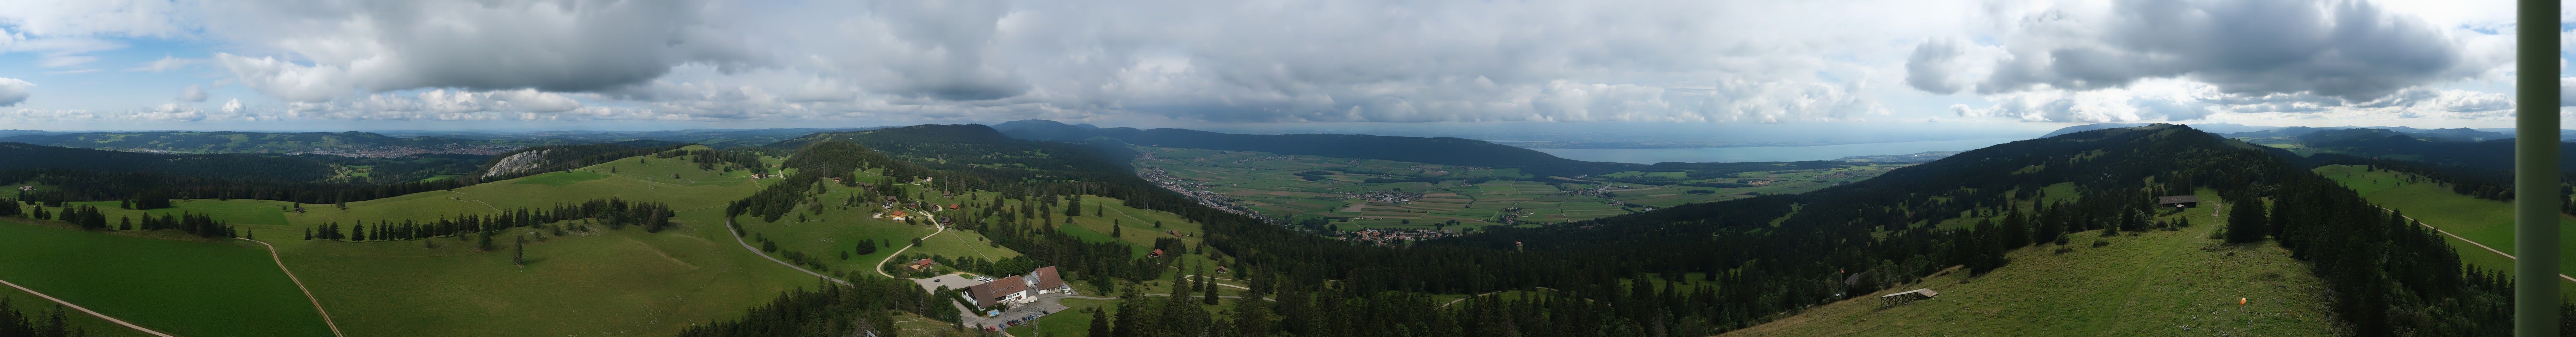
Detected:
[
  {"left": 1202, "top": 279, "right": 1221, "bottom": 305},
  {"left": 2226, "top": 198, "right": 2268, "bottom": 243},
  {"left": 1088, "top": 309, "right": 1112, "bottom": 337}
]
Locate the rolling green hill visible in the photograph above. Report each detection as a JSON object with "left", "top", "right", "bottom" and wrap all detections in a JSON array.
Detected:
[{"left": 1721, "top": 192, "right": 2336, "bottom": 337}]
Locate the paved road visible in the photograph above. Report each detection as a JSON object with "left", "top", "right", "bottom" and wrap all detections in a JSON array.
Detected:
[
  {"left": 873, "top": 213, "right": 945, "bottom": 278},
  {"left": 1178, "top": 275, "right": 1250, "bottom": 290},
  {"left": 725, "top": 218, "right": 853, "bottom": 286},
  {"left": 243, "top": 238, "right": 348, "bottom": 337}
]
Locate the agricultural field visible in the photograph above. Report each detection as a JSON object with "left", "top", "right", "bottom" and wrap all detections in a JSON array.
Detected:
[
  {"left": 4, "top": 145, "right": 829, "bottom": 337},
  {"left": 2314, "top": 165, "right": 2576, "bottom": 293},
  {"left": 1132, "top": 146, "right": 1904, "bottom": 229},
  {"left": 0, "top": 219, "right": 335, "bottom": 337},
  {"left": 1722, "top": 192, "right": 2338, "bottom": 337}
]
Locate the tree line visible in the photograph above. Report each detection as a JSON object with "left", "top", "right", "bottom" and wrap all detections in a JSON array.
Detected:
[{"left": 303, "top": 197, "right": 675, "bottom": 242}]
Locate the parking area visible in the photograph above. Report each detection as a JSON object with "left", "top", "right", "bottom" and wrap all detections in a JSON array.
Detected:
[
  {"left": 967, "top": 294, "right": 1072, "bottom": 330},
  {"left": 912, "top": 273, "right": 984, "bottom": 293}
]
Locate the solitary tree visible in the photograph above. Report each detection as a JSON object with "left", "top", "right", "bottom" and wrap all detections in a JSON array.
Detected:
[{"left": 513, "top": 238, "right": 526, "bottom": 266}]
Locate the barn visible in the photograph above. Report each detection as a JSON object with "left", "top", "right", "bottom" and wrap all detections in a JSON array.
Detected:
[{"left": 2156, "top": 195, "right": 2200, "bottom": 208}]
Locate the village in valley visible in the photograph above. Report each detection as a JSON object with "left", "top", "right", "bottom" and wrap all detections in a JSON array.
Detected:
[{"left": 1128, "top": 146, "right": 1906, "bottom": 241}]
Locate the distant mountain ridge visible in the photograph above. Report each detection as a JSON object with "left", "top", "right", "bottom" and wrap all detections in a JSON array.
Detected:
[
  {"left": 0, "top": 131, "right": 542, "bottom": 157},
  {"left": 988, "top": 119, "right": 1871, "bottom": 177},
  {"left": 380, "top": 127, "right": 886, "bottom": 148},
  {"left": 2046, "top": 122, "right": 2541, "bottom": 141}
]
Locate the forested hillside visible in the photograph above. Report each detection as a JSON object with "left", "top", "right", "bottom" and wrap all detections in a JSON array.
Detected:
[{"left": 692, "top": 124, "right": 2528, "bottom": 337}]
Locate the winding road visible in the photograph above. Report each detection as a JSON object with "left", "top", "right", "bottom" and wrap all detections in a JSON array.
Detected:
[
  {"left": 873, "top": 213, "right": 944, "bottom": 278},
  {"left": 725, "top": 218, "right": 853, "bottom": 286}
]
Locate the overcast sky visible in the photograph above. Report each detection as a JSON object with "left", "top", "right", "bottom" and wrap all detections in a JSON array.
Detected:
[{"left": 0, "top": 0, "right": 2555, "bottom": 132}]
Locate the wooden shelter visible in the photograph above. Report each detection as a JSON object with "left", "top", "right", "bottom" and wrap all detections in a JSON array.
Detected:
[
  {"left": 2156, "top": 195, "right": 2200, "bottom": 208},
  {"left": 1878, "top": 288, "right": 1939, "bottom": 306}
]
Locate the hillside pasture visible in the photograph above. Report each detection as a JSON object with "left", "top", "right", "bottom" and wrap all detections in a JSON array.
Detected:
[{"left": 0, "top": 219, "right": 336, "bottom": 337}]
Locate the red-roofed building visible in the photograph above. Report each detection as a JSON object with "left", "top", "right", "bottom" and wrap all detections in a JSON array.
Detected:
[
  {"left": 1149, "top": 249, "right": 1165, "bottom": 257},
  {"left": 908, "top": 259, "right": 936, "bottom": 271},
  {"left": 949, "top": 203, "right": 963, "bottom": 210}
]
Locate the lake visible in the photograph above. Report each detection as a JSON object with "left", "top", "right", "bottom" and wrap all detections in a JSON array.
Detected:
[{"left": 1528, "top": 138, "right": 2026, "bottom": 163}]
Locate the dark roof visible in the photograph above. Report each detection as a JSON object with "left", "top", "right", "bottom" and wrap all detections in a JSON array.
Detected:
[
  {"left": 1843, "top": 273, "right": 1864, "bottom": 285},
  {"left": 1029, "top": 266, "right": 1066, "bottom": 290},
  {"left": 1878, "top": 288, "right": 1940, "bottom": 298},
  {"left": 969, "top": 276, "right": 1028, "bottom": 308},
  {"left": 2156, "top": 195, "right": 2200, "bottom": 204}
]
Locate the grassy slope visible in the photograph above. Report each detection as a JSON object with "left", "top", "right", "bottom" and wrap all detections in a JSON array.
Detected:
[
  {"left": 1723, "top": 192, "right": 2338, "bottom": 337},
  {"left": 266, "top": 148, "right": 819, "bottom": 337},
  {"left": 0, "top": 285, "right": 152, "bottom": 337},
  {"left": 16, "top": 145, "right": 823, "bottom": 337},
  {"left": 0, "top": 219, "right": 335, "bottom": 337},
  {"left": 2312, "top": 165, "right": 2576, "bottom": 292}
]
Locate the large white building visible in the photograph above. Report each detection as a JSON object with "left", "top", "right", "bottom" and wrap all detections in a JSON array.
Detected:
[{"left": 966, "top": 266, "right": 1072, "bottom": 309}]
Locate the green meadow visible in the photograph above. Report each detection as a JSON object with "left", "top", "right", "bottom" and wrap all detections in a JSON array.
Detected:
[
  {"left": 2314, "top": 164, "right": 2576, "bottom": 291},
  {"left": 0, "top": 219, "right": 335, "bottom": 337},
  {"left": 1724, "top": 193, "right": 2337, "bottom": 337}
]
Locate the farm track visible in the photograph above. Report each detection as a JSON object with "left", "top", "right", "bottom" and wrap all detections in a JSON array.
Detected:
[
  {"left": 243, "top": 238, "right": 349, "bottom": 337},
  {"left": 0, "top": 278, "right": 179, "bottom": 337}
]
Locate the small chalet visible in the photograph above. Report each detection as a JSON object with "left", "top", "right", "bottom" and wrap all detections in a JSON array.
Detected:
[
  {"left": 2156, "top": 195, "right": 2201, "bottom": 208},
  {"left": 15, "top": 186, "right": 32, "bottom": 191},
  {"left": 1878, "top": 288, "right": 1939, "bottom": 306},
  {"left": 1148, "top": 249, "right": 1165, "bottom": 257},
  {"left": 888, "top": 210, "right": 910, "bottom": 221},
  {"left": 948, "top": 203, "right": 963, "bottom": 210},
  {"left": 908, "top": 258, "right": 937, "bottom": 271}
]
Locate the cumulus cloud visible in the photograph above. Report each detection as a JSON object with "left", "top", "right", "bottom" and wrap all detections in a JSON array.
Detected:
[
  {"left": 0, "top": 0, "right": 2530, "bottom": 125},
  {"left": 201, "top": 0, "right": 747, "bottom": 101},
  {"left": 170, "top": 0, "right": 1968, "bottom": 122},
  {"left": 126, "top": 56, "right": 201, "bottom": 72},
  {"left": 177, "top": 84, "right": 206, "bottom": 102},
  {"left": 0, "top": 78, "right": 31, "bottom": 107},
  {"left": 1953, "top": 78, "right": 2516, "bottom": 123},
  {"left": 1905, "top": 39, "right": 1968, "bottom": 94},
  {"left": 1958, "top": 0, "right": 2479, "bottom": 101}
]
